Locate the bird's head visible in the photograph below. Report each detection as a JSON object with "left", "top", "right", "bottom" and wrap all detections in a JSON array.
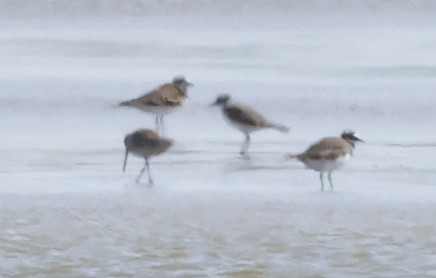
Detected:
[
  {"left": 210, "top": 94, "right": 231, "bottom": 107},
  {"left": 341, "top": 129, "right": 364, "bottom": 145},
  {"left": 172, "top": 76, "right": 193, "bottom": 89}
]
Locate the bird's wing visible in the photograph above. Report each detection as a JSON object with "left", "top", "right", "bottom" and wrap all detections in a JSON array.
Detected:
[
  {"left": 131, "top": 130, "right": 160, "bottom": 147},
  {"left": 125, "top": 84, "right": 185, "bottom": 107},
  {"left": 224, "top": 105, "right": 267, "bottom": 127},
  {"left": 150, "top": 84, "right": 186, "bottom": 106},
  {"left": 299, "top": 138, "right": 347, "bottom": 160}
]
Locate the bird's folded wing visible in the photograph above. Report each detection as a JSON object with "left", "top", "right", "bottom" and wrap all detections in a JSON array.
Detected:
[
  {"left": 301, "top": 146, "right": 345, "bottom": 160},
  {"left": 319, "top": 148, "right": 346, "bottom": 160},
  {"left": 147, "top": 85, "right": 184, "bottom": 106},
  {"left": 132, "top": 130, "right": 160, "bottom": 147},
  {"left": 224, "top": 106, "right": 265, "bottom": 127},
  {"left": 121, "top": 82, "right": 186, "bottom": 107}
]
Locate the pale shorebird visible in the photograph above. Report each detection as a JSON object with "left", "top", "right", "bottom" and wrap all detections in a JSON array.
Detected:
[
  {"left": 123, "top": 129, "right": 172, "bottom": 184},
  {"left": 211, "top": 94, "right": 289, "bottom": 157},
  {"left": 290, "top": 130, "right": 363, "bottom": 191},
  {"left": 120, "top": 76, "right": 193, "bottom": 134}
]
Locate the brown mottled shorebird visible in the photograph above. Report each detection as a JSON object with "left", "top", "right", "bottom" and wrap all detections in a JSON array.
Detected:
[
  {"left": 120, "top": 76, "right": 193, "bottom": 134},
  {"left": 123, "top": 129, "right": 172, "bottom": 184},
  {"left": 291, "top": 130, "right": 363, "bottom": 191},
  {"left": 211, "top": 94, "right": 289, "bottom": 157}
]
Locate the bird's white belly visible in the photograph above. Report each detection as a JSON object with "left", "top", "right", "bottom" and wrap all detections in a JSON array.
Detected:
[
  {"left": 304, "top": 154, "right": 351, "bottom": 173},
  {"left": 137, "top": 105, "right": 179, "bottom": 116}
]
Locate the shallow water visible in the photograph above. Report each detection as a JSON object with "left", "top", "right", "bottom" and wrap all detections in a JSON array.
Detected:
[
  {"left": 2, "top": 0, "right": 436, "bottom": 276},
  {"left": 1, "top": 140, "right": 436, "bottom": 277}
]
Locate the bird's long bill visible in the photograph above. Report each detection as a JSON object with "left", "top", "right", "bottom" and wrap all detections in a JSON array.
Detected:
[
  {"left": 350, "top": 133, "right": 364, "bottom": 143},
  {"left": 209, "top": 100, "right": 218, "bottom": 107},
  {"left": 122, "top": 148, "right": 129, "bottom": 172},
  {"left": 354, "top": 135, "right": 364, "bottom": 143},
  {"left": 187, "top": 82, "right": 194, "bottom": 87}
]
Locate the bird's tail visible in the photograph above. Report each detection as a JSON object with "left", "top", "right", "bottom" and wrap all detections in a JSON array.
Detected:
[
  {"left": 288, "top": 153, "right": 299, "bottom": 159},
  {"left": 119, "top": 100, "right": 133, "bottom": 107},
  {"left": 268, "top": 123, "right": 290, "bottom": 133},
  {"left": 287, "top": 153, "right": 302, "bottom": 161},
  {"left": 108, "top": 100, "right": 132, "bottom": 109}
]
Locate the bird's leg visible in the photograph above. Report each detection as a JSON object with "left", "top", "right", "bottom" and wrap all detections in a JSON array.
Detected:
[
  {"left": 135, "top": 160, "right": 147, "bottom": 184},
  {"left": 155, "top": 115, "right": 160, "bottom": 134},
  {"left": 328, "top": 172, "right": 334, "bottom": 190},
  {"left": 146, "top": 157, "right": 153, "bottom": 186},
  {"left": 239, "top": 134, "right": 251, "bottom": 157},
  {"left": 159, "top": 116, "right": 165, "bottom": 136},
  {"left": 319, "top": 172, "right": 324, "bottom": 192},
  {"left": 122, "top": 148, "right": 129, "bottom": 172}
]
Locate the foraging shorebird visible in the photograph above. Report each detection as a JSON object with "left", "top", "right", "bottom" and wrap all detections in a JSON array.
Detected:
[
  {"left": 123, "top": 129, "right": 172, "bottom": 184},
  {"left": 120, "top": 76, "right": 193, "bottom": 134},
  {"left": 291, "top": 130, "right": 363, "bottom": 191},
  {"left": 211, "top": 94, "right": 289, "bottom": 157}
]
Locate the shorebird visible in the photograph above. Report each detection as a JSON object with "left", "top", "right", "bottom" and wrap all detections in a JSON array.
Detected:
[
  {"left": 123, "top": 129, "right": 172, "bottom": 185},
  {"left": 291, "top": 130, "right": 363, "bottom": 191},
  {"left": 211, "top": 94, "right": 289, "bottom": 157},
  {"left": 120, "top": 76, "right": 193, "bottom": 134}
]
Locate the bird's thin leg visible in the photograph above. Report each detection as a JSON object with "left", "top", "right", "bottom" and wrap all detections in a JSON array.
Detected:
[
  {"left": 135, "top": 160, "right": 147, "bottom": 184},
  {"left": 319, "top": 172, "right": 324, "bottom": 191},
  {"left": 122, "top": 149, "right": 128, "bottom": 172},
  {"left": 328, "top": 172, "right": 334, "bottom": 190},
  {"left": 240, "top": 134, "right": 251, "bottom": 157},
  {"left": 155, "top": 115, "right": 160, "bottom": 134},
  {"left": 159, "top": 116, "right": 165, "bottom": 136},
  {"left": 146, "top": 157, "right": 153, "bottom": 185}
]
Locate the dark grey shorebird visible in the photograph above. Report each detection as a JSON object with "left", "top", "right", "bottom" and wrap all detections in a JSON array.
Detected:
[
  {"left": 211, "top": 94, "right": 289, "bottom": 157},
  {"left": 123, "top": 129, "right": 172, "bottom": 184},
  {"left": 120, "top": 76, "right": 193, "bottom": 134},
  {"left": 290, "top": 130, "right": 363, "bottom": 191}
]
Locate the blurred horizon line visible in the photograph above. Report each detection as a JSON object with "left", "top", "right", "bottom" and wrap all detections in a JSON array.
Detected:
[{"left": 0, "top": 0, "right": 435, "bottom": 19}]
